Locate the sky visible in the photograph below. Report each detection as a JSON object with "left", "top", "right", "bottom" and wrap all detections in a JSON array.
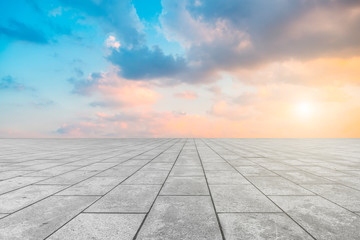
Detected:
[{"left": 1, "top": 0, "right": 360, "bottom": 138}]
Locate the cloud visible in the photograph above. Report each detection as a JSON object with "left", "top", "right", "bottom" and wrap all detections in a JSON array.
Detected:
[
  {"left": 55, "top": 79, "right": 360, "bottom": 138},
  {"left": 68, "top": 69, "right": 160, "bottom": 108},
  {"left": 0, "top": 0, "right": 72, "bottom": 44},
  {"left": 56, "top": 122, "right": 105, "bottom": 136},
  {"left": 31, "top": 99, "right": 55, "bottom": 108},
  {"left": 174, "top": 91, "right": 198, "bottom": 99},
  {"left": 209, "top": 100, "right": 258, "bottom": 121},
  {"left": 0, "top": 75, "right": 33, "bottom": 91},
  {"left": 68, "top": 72, "right": 104, "bottom": 96},
  {"left": 60, "top": 0, "right": 144, "bottom": 47},
  {"left": 105, "top": 35, "right": 120, "bottom": 49},
  {"left": 0, "top": 20, "right": 48, "bottom": 44},
  {"left": 232, "top": 57, "right": 360, "bottom": 86},
  {"left": 74, "top": 68, "right": 84, "bottom": 77},
  {"left": 156, "top": 0, "right": 360, "bottom": 83},
  {"left": 55, "top": 110, "right": 246, "bottom": 137},
  {"left": 108, "top": 45, "right": 186, "bottom": 80}
]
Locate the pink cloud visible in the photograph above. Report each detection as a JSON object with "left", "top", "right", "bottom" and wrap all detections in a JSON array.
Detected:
[
  {"left": 174, "top": 91, "right": 198, "bottom": 99},
  {"left": 73, "top": 69, "right": 161, "bottom": 108},
  {"left": 98, "top": 81, "right": 160, "bottom": 108}
]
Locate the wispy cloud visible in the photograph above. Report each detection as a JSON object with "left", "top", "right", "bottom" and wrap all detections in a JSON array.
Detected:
[
  {"left": 0, "top": 75, "right": 34, "bottom": 91},
  {"left": 0, "top": 20, "right": 48, "bottom": 44},
  {"left": 174, "top": 91, "right": 198, "bottom": 99},
  {"left": 68, "top": 69, "right": 160, "bottom": 108}
]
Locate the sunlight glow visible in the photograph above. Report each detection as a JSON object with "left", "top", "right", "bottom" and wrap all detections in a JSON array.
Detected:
[{"left": 296, "top": 101, "right": 313, "bottom": 118}]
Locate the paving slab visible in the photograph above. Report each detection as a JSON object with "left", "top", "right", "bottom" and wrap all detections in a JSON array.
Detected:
[
  {"left": 206, "top": 171, "right": 249, "bottom": 185},
  {"left": 122, "top": 160, "right": 151, "bottom": 165},
  {"left": 203, "top": 162, "right": 234, "bottom": 171},
  {"left": 169, "top": 165, "right": 204, "bottom": 176},
  {"left": 48, "top": 213, "right": 145, "bottom": 240},
  {"left": 77, "top": 163, "right": 118, "bottom": 171},
  {"left": 303, "top": 184, "right": 360, "bottom": 211},
  {"left": 0, "top": 176, "right": 48, "bottom": 195},
  {"left": 56, "top": 176, "right": 124, "bottom": 196},
  {"left": 210, "top": 185, "right": 281, "bottom": 212},
  {"left": 37, "top": 170, "right": 98, "bottom": 185},
  {"left": 236, "top": 165, "right": 277, "bottom": 176},
  {"left": 275, "top": 170, "right": 333, "bottom": 184},
  {"left": 123, "top": 171, "right": 168, "bottom": 185},
  {"left": 141, "top": 163, "right": 173, "bottom": 171},
  {"left": 0, "top": 195, "right": 99, "bottom": 240},
  {"left": 248, "top": 176, "right": 314, "bottom": 195},
  {"left": 0, "top": 170, "right": 32, "bottom": 180},
  {"left": 136, "top": 196, "right": 222, "bottom": 240},
  {"left": 0, "top": 185, "right": 66, "bottom": 213},
  {"left": 96, "top": 165, "right": 140, "bottom": 177},
  {"left": 24, "top": 165, "right": 80, "bottom": 177},
  {"left": 0, "top": 139, "right": 360, "bottom": 240},
  {"left": 175, "top": 157, "right": 201, "bottom": 166},
  {"left": 296, "top": 166, "right": 350, "bottom": 177},
  {"left": 86, "top": 185, "right": 161, "bottom": 213},
  {"left": 160, "top": 176, "right": 209, "bottom": 195},
  {"left": 270, "top": 195, "right": 360, "bottom": 240},
  {"left": 227, "top": 159, "right": 256, "bottom": 166},
  {"left": 325, "top": 176, "right": 360, "bottom": 191},
  {"left": 219, "top": 213, "right": 313, "bottom": 240}
]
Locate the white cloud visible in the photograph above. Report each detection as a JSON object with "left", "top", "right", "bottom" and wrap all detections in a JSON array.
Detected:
[{"left": 105, "top": 35, "right": 121, "bottom": 49}]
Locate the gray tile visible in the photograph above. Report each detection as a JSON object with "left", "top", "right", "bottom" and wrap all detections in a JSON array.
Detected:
[
  {"left": 210, "top": 185, "right": 280, "bottom": 212},
  {"left": 77, "top": 163, "right": 118, "bottom": 171},
  {"left": 123, "top": 171, "right": 168, "bottom": 185},
  {"left": 236, "top": 166, "right": 277, "bottom": 176},
  {"left": 260, "top": 162, "right": 296, "bottom": 171},
  {"left": 56, "top": 177, "right": 124, "bottom": 196},
  {"left": 1, "top": 138, "right": 360, "bottom": 239},
  {"left": 303, "top": 184, "right": 360, "bottom": 211},
  {"left": 219, "top": 213, "right": 313, "bottom": 240},
  {"left": 169, "top": 165, "right": 203, "bottom": 176},
  {"left": 0, "top": 176, "right": 47, "bottom": 194},
  {"left": 343, "top": 171, "right": 360, "bottom": 177},
  {"left": 227, "top": 159, "right": 256, "bottom": 166},
  {"left": 96, "top": 165, "right": 140, "bottom": 177},
  {"left": 160, "top": 177, "right": 209, "bottom": 195},
  {"left": 203, "top": 162, "right": 233, "bottom": 171},
  {"left": 326, "top": 176, "right": 360, "bottom": 191},
  {"left": 136, "top": 196, "right": 222, "bottom": 240},
  {"left": 296, "top": 166, "right": 350, "bottom": 177},
  {"left": 37, "top": 170, "right": 98, "bottom": 185},
  {"left": 206, "top": 171, "right": 249, "bottom": 185},
  {"left": 86, "top": 185, "right": 161, "bottom": 213},
  {"left": 248, "top": 177, "right": 314, "bottom": 195},
  {"left": 24, "top": 166, "right": 79, "bottom": 177},
  {"left": 141, "top": 163, "right": 173, "bottom": 171},
  {"left": 0, "top": 170, "right": 31, "bottom": 180},
  {"left": 275, "top": 170, "right": 333, "bottom": 184},
  {"left": 175, "top": 157, "right": 201, "bottom": 166},
  {"left": 48, "top": 213, "right": 145, "bottom": 240},
  {"left": 200, "top": 156, "right": 225, "bottom": 163},
  {"left": 270, "top": 196, "right": 360, "bottom": 240},
  {"left": 122, "top": 160, "right": 150, "bottom": 166},
  {"left": 0, "top": 185, "right": 66, "bottom": 213},
  {"left": 0, "top": 195, "right": 98, "bottom": 240}
]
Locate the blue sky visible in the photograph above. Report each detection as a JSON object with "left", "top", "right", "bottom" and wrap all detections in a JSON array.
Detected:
[{"left": 1, "top": 0, "right": 360, "bottom": 137}]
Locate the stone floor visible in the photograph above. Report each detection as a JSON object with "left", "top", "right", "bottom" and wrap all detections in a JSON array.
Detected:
[{"left": 0, "top": 139, "right": 360, "bottom": 240}]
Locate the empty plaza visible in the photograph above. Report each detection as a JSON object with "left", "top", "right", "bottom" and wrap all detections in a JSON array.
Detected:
[{"left": 0, "top": 139, "right": 360, "bottom": 239}]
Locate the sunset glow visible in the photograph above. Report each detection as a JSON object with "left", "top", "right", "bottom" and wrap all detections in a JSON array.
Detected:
[
  {"left": 295, "top": 102, "right": 313, "bottom": 118},
  {"left": 1, "top": 0, "right": 360, "bottom": 138}
]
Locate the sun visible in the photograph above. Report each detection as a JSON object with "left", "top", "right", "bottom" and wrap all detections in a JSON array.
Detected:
[{"left": 295, "top": 101, "right": 313, "bottom": 118}]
